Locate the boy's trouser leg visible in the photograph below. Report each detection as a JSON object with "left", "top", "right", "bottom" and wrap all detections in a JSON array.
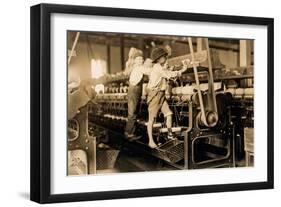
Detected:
[
  {"left": 125, "top": 85, "right": 141, "bottom": 135},
  {"left": 125, "top": 99, "right": 137, "bottom": 135}
]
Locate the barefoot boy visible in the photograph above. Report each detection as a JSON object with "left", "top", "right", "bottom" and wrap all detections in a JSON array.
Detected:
[{"left": 146, "top": 47, "right": 188, "bottom": 148}]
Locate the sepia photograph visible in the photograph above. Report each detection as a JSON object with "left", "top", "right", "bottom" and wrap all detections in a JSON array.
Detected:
[
  {"left": 67, "top": 31, "right": 254, "bottom": 175},
  {"left": 30, "top": 3, "right": 274, "bottom": 203}
]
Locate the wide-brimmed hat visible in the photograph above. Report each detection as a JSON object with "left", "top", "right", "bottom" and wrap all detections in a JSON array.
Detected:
[{"left": 151, "top": 47, "right": 168, "bottom": 63}]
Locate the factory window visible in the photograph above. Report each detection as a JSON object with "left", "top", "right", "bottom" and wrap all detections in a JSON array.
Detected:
[{"left": 91, "top": 59, "right": 107, "bottom": 79}]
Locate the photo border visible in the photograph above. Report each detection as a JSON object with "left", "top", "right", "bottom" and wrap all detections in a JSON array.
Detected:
[{"left": 30, "top": 3, "right": 274, "bottom": 203}]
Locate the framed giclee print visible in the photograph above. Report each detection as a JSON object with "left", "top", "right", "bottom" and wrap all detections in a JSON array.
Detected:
[{"left": 30, "top": 3, "right": 274, "bottom": 204}]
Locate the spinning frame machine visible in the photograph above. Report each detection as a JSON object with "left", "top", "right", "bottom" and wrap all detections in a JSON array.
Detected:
[{"left": 67, "top": 37, "right": 254, "bottom": 174}]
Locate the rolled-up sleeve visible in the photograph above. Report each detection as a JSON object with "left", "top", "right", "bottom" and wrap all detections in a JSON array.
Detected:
[{"left": 139, "top": 65, "right": 152, "bottom": 76}]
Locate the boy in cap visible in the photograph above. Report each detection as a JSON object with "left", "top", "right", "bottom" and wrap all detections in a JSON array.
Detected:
[
  {"left": 146, "top": 47, "right": 189, "bottom": 148},
  {"left": 124, "top": 48, "right": 153, "bottom": 141}
]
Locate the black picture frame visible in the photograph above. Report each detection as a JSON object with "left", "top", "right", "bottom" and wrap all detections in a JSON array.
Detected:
[{"left": 30, "top": 3, "right": 274, "bottom": 204}]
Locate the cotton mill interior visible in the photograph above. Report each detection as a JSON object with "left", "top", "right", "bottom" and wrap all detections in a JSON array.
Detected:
[{"left": 67, "top": 31, "right": 254, "bottom": 175}]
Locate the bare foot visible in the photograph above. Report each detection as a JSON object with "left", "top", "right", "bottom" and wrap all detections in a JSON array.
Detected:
[
  {"left": 167, "top": 136, "right": 176, "bottom": 141},
  {"left": 167, "top": 133, "right": 176, "bottom": 141},
  {"left": 148, "top": 142, "right": 158, "bottom": 149}
]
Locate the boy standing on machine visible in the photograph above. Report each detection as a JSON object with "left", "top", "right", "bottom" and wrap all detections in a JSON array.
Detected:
[
  {"left": 146, "top": 47, "right": 189, "bottom": 148},
  {"left": 125, "top": 48, "right": 153, "bottom": 141}
]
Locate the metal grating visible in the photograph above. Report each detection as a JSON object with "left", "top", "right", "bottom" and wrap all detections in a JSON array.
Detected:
[
  {"left": 96, "top": 149, "right": 120, "bottom": 170},
  {"left": 158, "top": 140, "right": 184, "bottom": 163}
]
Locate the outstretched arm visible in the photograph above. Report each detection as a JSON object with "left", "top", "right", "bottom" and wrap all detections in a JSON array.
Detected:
[
  {"left": 160, "top": 59, "right": 190, "bottom": 79},
  {"left": 177, "top": 59, "right": 190, "bottom": 75}
]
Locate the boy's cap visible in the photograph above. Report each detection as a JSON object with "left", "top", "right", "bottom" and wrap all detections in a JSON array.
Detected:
[{"left": 151, "top": 47, "right": 168, "bottom": 63}]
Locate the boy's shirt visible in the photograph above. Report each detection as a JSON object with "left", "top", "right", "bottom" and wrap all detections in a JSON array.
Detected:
[
  {"left": 129, "top": 64, "right": 151, "bottom": 86},
  {"left": 147, "top": 63, "right": 181, "bottom": 91}
]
